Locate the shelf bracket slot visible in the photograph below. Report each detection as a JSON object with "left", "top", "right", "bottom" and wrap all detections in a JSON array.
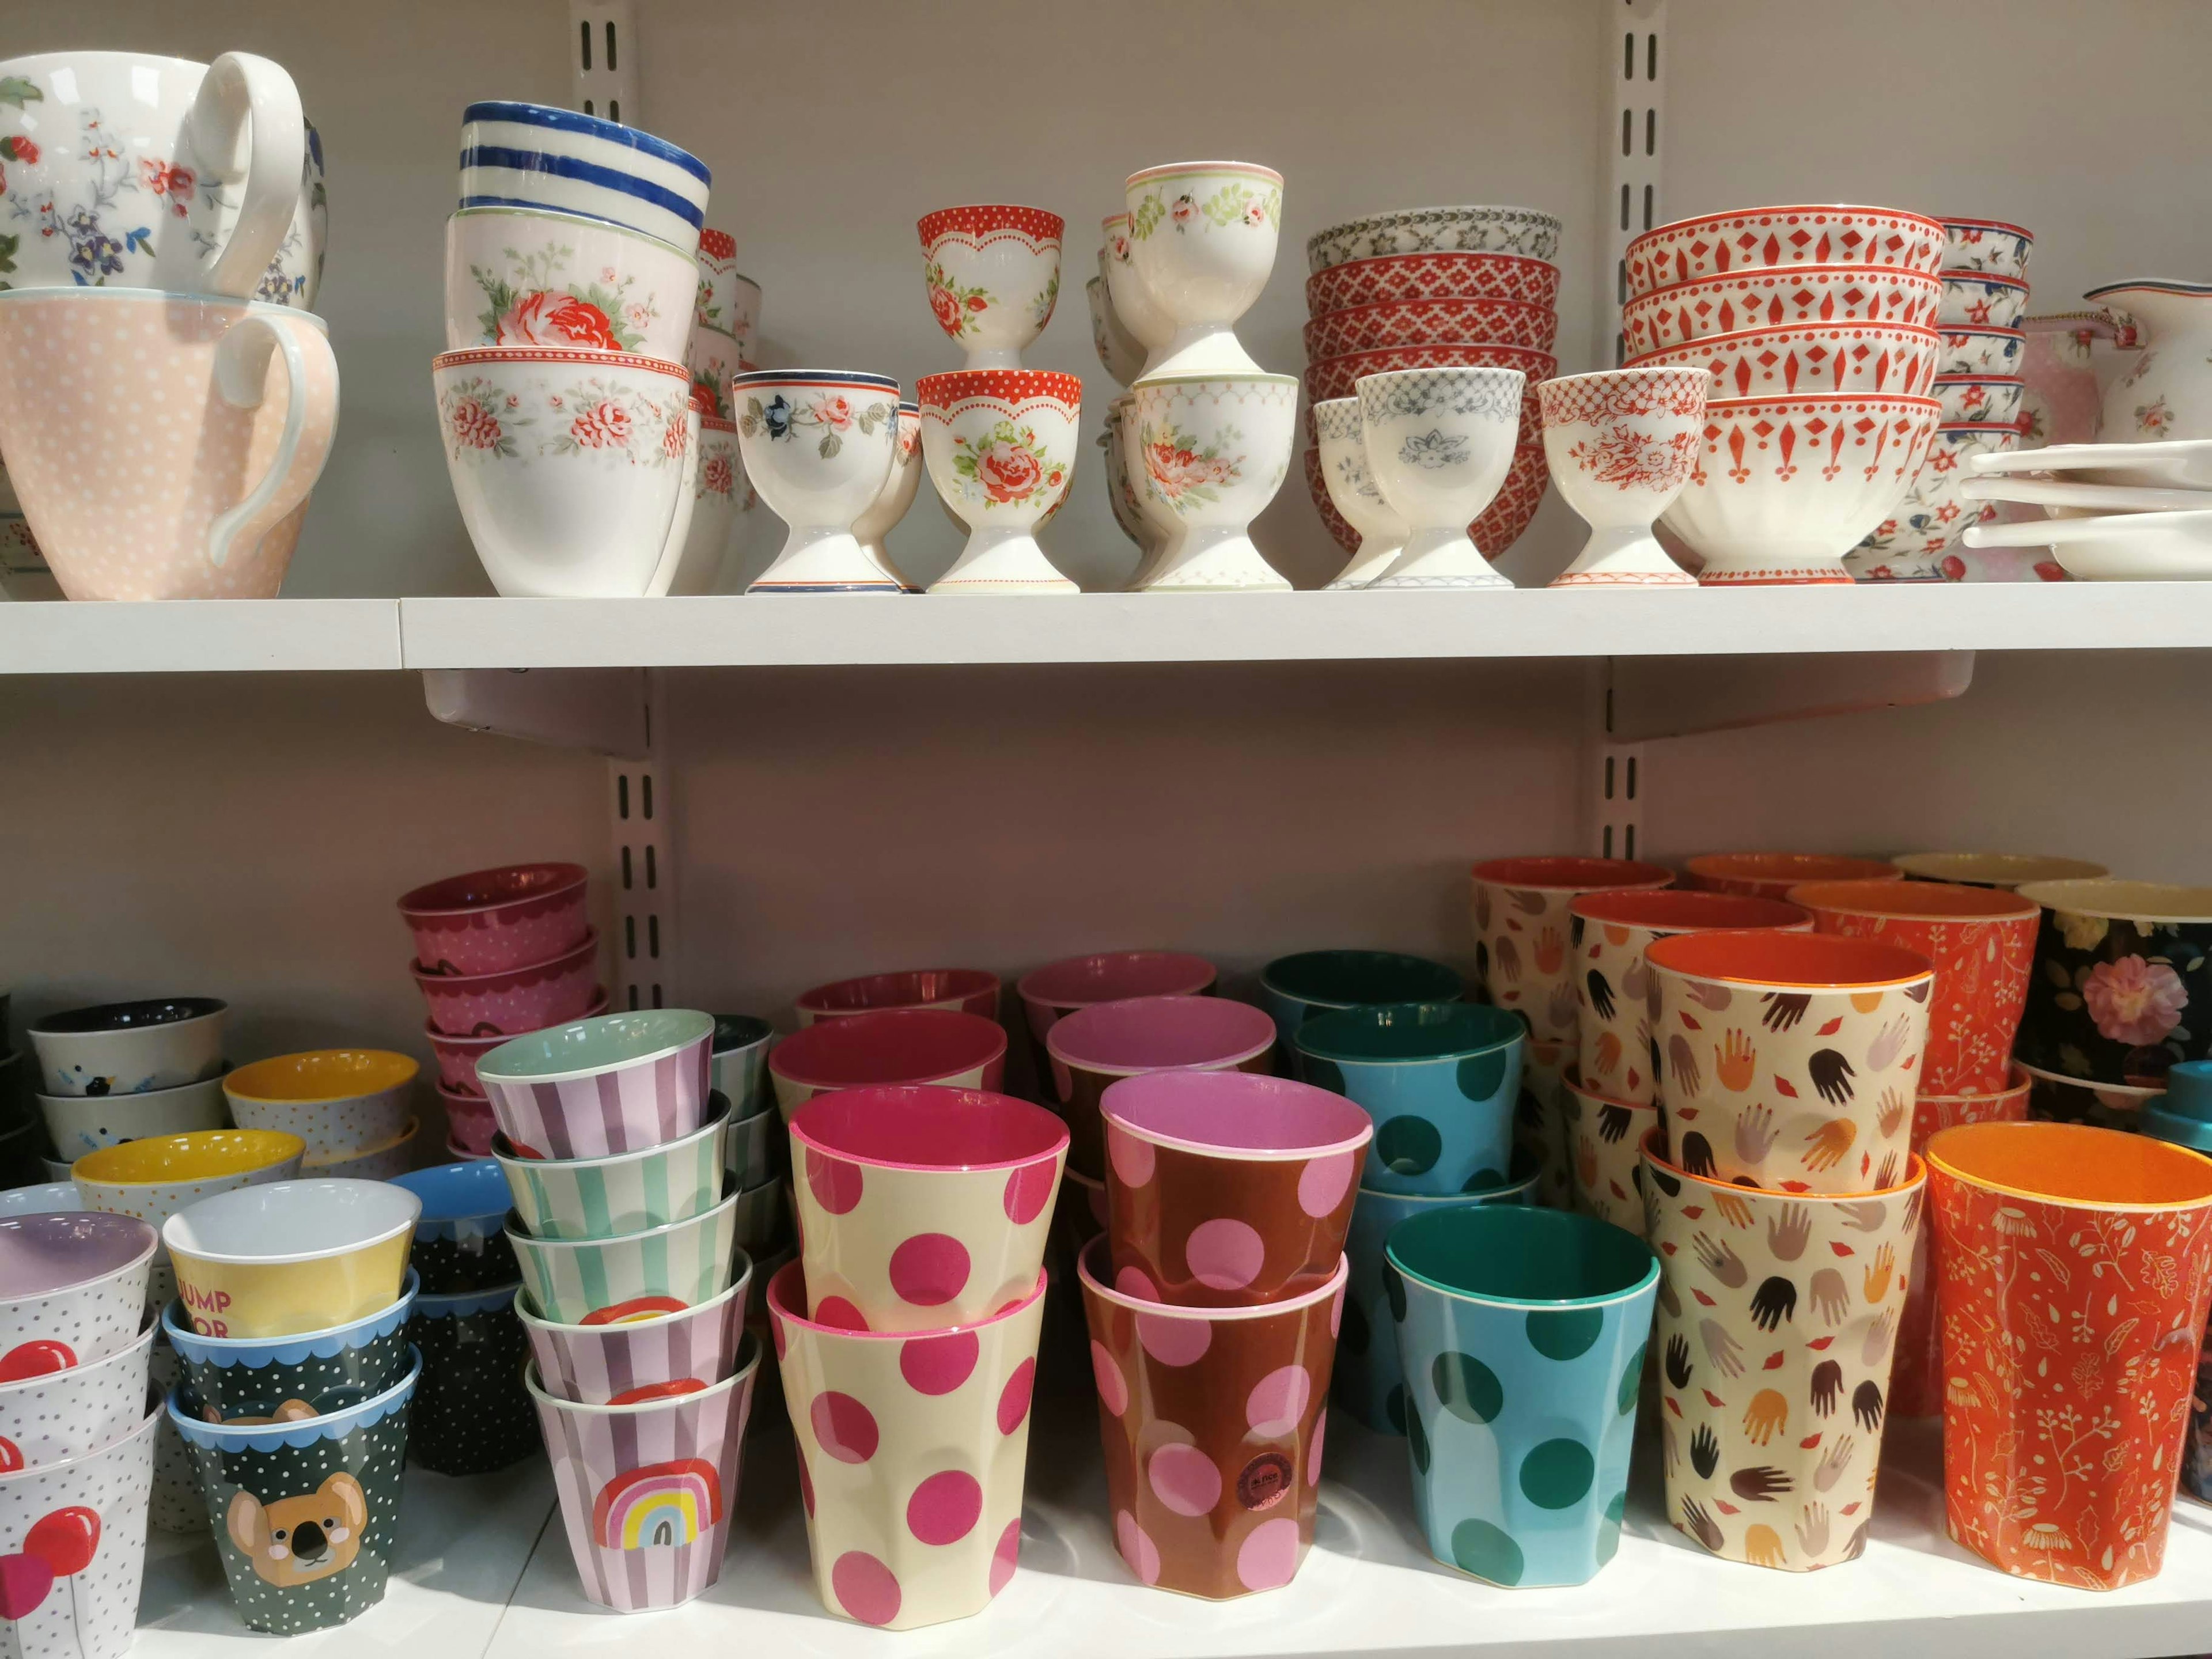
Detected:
[{"left": 1607, "top": 650, "right": 1976, "bottom": 743}]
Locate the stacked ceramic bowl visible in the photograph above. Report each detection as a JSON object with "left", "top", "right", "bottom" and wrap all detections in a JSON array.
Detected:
[
  {"left": 27, "top": 998, "right": 231, "bottom": 1165},
  {"left": 770, "top": 1084, "right": 1063, "bottom": 1628},
  {"left": 158, "top": 1177, "right": 425, "bottom": 1633},
  {"left": 0, "top": 1210, "right": 164, "bottom": 1659},
  {"left": 1078, "top": 1069, "right": 1361, "bottom": 1600},
  {"left": 223, "top": 1050, "right": 421, "bottom": 1183},
  {"left": 482, "top": 1009, "right": 763, "bottom": 1612},
  {"left": 1847, "top": 218, "right": 2035, "bottom": 579},
  {"left": 399, "top": 862, "right": 603, "bottom": 1158},
  {"left": 1302, "top": 206, "right": 1564, "bottom": 580},
  {"left": 1622, "top": 205, "right": 1946, "bottom": 584}
]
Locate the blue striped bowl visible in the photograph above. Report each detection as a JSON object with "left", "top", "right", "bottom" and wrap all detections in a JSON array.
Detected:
[{"left": 459, "top": 101, "right": 710, "bottom": 258}]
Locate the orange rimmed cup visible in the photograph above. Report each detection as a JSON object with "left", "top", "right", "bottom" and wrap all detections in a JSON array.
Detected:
[
  {"left": 1469, "top": 857, "right": 1673, "bottom": 1044},
  {"left": 1789, "top": 880, "right": 2037, "bottom": 1097},
  {"left": 1926, "top": 1121, "right": 2212, "bottom": 1590},
  {"left": 1685, "top": 853, "right": 1901, "bottom": 902},
  {"left": 1643, "top": 929, "right": 1933, "bottom": 1193}
]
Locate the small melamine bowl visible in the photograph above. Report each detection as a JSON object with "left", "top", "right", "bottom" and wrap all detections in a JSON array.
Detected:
[
  {"left": 222, "top": 1050, "right": 418, "bottom": 1162},
  {"left": 398, "top": 861, "right": 590, "bottom": 977},
  {"left": 39, "top": 1073, "right": 230, "bottom": 1161},
  {"left": 28, "top": 997, "right": 228, "bottom": 1097}
]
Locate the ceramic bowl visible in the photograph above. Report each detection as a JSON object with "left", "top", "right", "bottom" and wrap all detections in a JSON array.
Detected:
[
  {"left": 1661, "top": 392, "right": 1941, "bottom": 583},
  {"left": 1937, "top": 326, "right": 2027, "bottom": 377},
  {"left": 443, "top": 205, "right": 694, "bottom": 361},
  {"left": 770, "top": 1009, "right": 1007, "bottom": 1125},
  {"left": 304, "top": 1120, "right": 419, "bottom": 1183},
  {"left": 1046, "top": 995, "right": 1278, "bottom": 1179},
  {"left": 1892, "top": 853, "right": 2110, "bottom": 889},
  {"left": 797, "top": 969, "right": 999, "bottom": 1027},
  {"left": 1305, "top": 251, "right": 1562, "bottom": 313},
  {"left": 1307, "top": 206, "right": 1563, "bottom": 272},
  {"left": 0, "top": 1211, "right": 158, "bottom": 1372},
  {"left": 1257, "top": 949, "right": 1463, "bottom": 1060},
  {"left": 435, "top": 347, "right": 696, "bottom": 597},
  {"left": 397, "top": 861, "right": 589, "bottom": 977},
  {"left": 436, "top": 1083, "right": 498, "bottom": 1157},
  {"left": 507, "top": 1180, "right": 741, "bottom": 1326},
  {"left": 519, "top": 1266, "right": 749, "bottom": 1406},
  {"left": 1101, "top": 215, "right": 1176, "bottom": 383},
  {"left": 1624, "top": 205, "right": 1946, "bottom": 296},
  {"left": 495, "top": 1094, "right": 730, "bottom": 1241},
  {"left": 1295, "top": 1002, "right": 1526, "bottom": 1195},
  {"left": 162, "top": 1271, "right": 417, "bottom": 1422},
  {"left": 918, "top": 205, "right": 1065, "bottom": 370},
  {"left": 1941, "top": 218, "right": 2033, "bottom": 279},
  {"left": 1327, "top": 444, "right": 1550, "bottom": 564},
  {"left": 1127, "top": 372, "right": 1297, "bottom": 592},
  {"left": 0, "top": 1319, "right": 154, "bottom": 1465},
  {"left": 1358, "top": 366, "right": 1525, "bottom": 589},
  {"left": 164, "top": 1179, "right": 421, "bottom": 1340},
  {"left": 1844, "top": 421, "right": 2020, "bottom": 581},
  {"left": 28, "top": 998, "right": 228, "bottom": 1097},
  {"left": 1304, "top": 344, "right": 1552, "bottom": 446},
  {"left": 1626, "top": 319, "right": 1940, "bottom": 399},
  {"left": 915, "top": 369, "right": 1082, "bottom": 595},
  {"left": 475, "top": 1007, "right": 715, "bottom": 1161},
  {"left": 39, "top": 1074, "right": 229, "bottom": 1161},
  {"left": 459, "top": 100, "right": 709, "bottom": 256},
  {"left": 1936, "top": 374, "right": 2025, "bottom": 428},
  {"left": 73, "top": 1130, "right": 306, "bottom": 1310},
  {"left": 1309, "top": 401, "right": 1408, "bottom": 588},
  {"left": 222, "top": 1051, "right": 416, "bottom": 1163},
  {"left": 1539, "top": 368, "right": 1710, "bottom": 588},
  {"left": 790, "top": 1085, "right": 1066, "bottom": 1331},
  {"left": 1940, "top": 272, "right": 2032, "bottom": 329},
  {"left": 0, "top": 1183, "right": 81, "bottom": 1219},
  {"left": 1624, "top": 266, "right": 1944, "bottom": 356},
  {"left": 1303, "top": 297, "right": 1559, "bottom": 359},
  {"left": 411, "top": 927, "right": 601, "bottom": 1039},
  {"left": 0, "top": 1408, "right": 158, "bottom": 1653},
  {"left": 1686, "top": 853, "right": 1903, "bottom": 899},
  {"left": 851, "top": 402, "right": 924, "bottom": 591},
  {"left": 406, "top": 1282, "right": 538, "bottom": 1475},
  {"left": 425, "top": 987, "right": 609, "bottom": 1096},
  {"left": 1088, "top": 275, "right": 1145, "bottom": 388},
  {"left": 2012, "top": 880, "right": 2212, "bottom": 1086},
  {"left": 390, "top": 1161, "right": 516, "bottom": 1294},
  {"left": 1122, "top": 162, "right": 1282, "bottom": 378},
  {"left": 731, "top": 369, "right": 906, "bottom": 594},
  {"left": 710, "top": 1015, "right": 775, "bottom": 1120}
]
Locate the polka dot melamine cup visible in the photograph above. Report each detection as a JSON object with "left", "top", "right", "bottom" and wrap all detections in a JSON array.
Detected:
[
  {"left": 1296, "top": 1002, "right": 1525, "bottom": 1196},
  {"left": 0, "top": 1406, "right": 158, "bottom": 1659},
  {"left": 396, "top": 862, "right": 590, "bottom": 978},
  {"left": 1101, "top": 1070, "right": 1370, "bottom": 1308},
  {"left": 1256, "top": 950, "right": 1463, "bottom": 1070},
  {"left": 768, "top": 1009, "right": 1007, "bottom": 1127},
  {"left": 406, "top": 1285, "right": 537, "bottom": 1476},
  {"left": 1045, "top": 994, "right": 1277, "bottom": 1181},
  {"left": 0, "top": 1320, "right": 154, "bottom": 1469},
  {"left": 411, "top": 929, "right": 602, "bottom": 1039},
  {"left": 0, "top": 1211, "right": 158, "bottom": 1375},
  {"left": 1388, "top": 1205, "right": 1658, "bottom": 1588},
  {"left": 790, "top": 1086, "right": 1066, "bottom": 1334},
  {"left": 1077, "top": 1236, "right": 1344, "bottom": 1601},
  {"left": 1014, "top": 951, "right": 1217, "bottom": 1100},
  {"left": 161, "top": 1271, "right": 418, "bottom": 1423},
  {"left": 769, "top": 1262, "right": 1045, "bottom": 1630}
]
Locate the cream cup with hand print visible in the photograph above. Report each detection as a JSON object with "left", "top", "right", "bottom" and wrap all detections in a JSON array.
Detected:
[
  {"left": 1471, "top": 857, "right": 1674, "bottom": 1046},
  {"left": 1645, "top": 930, "right": 1934, "bottom": 1195}
]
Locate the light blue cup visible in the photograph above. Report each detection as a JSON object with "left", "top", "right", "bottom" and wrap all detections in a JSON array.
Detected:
[
  {"left": 1256, "top": 950, "right": 1464, "bottom": 1071},
  {"left": 1295, "top": 1002, "right": 1524, "bottom": 1194},
  {"left": 1334, "top": 1156, "right": 1541, "bottom": 1435},
  {"left": 1388, "top": 1206, "right": 1658, "bottom": 1588}
]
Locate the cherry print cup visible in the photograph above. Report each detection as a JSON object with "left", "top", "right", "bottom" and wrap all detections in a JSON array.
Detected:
[
  {"left": 768, "top": 1261, "right": 1046, "bottom": 1630},
  {"left": 1077, "top": 1237, "right": 1344, "bottom": 1600},
  {"left": 1044, "top": 994, "right": 1277, "bottom": 1180},
  {"left": 788, "top": 1086, "right": 1066, "bottom": 1333},
  {"left": 410, "top": 930, "right": 601, "bottom": 1039},
  {"left": 1101, "top": 1070, "right": 1370, "bottom": 1308}
]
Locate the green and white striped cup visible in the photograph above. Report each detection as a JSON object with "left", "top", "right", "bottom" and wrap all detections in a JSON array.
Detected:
[
  {"left": 507, "top": 1180, "right": 740, "bottom": 1325},
  {"left": 497, "top": 1096, "right": 730, "bottom": 1242}
]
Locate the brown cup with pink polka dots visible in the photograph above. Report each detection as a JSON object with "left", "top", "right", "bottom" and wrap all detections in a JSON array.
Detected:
[
  {"left": 1101, "top": 1070, "right": 1371, "bottom": 1308},
  {"left": 1077, "top": 1236, "right": 1346, "bottom": 1600}
]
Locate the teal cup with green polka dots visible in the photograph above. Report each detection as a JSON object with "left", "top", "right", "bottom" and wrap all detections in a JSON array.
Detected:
[
  {"left": 1257, "top": 951, "right": 1464, "bottom": 1069},
  {"left": 1294, "top": 1002, "right": 1522, "bottom": 1195},
  {"left": 1387, "top": 1205, "right": 1658, "bottom": 1588}
]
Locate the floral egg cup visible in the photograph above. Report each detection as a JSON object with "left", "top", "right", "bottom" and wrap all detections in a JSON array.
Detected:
[
  {"left": 1102, "top": 395, "right": 1169, "bottom": 588},
  {"left": 1128, "top": 373, "right": 1296, "bottom": 592},
  {"left": 732, "top": 370, "right": 906, "bottom": 594},
  {"left": 1088, "top": 274, "right": 1145, "bottom": 388},
  {"left": 1101, "top": 217, "right": 1176, "bottom": 384},
  {"left": 919, "top": 206, "right": 1065, "bottom": 371},
  {"left": 1311, "top": 399, "right": 1407, "bottom": 589},
  {"left": 1538, "top": 369, "right": 1706, "bottom": 587},
  {"left": 1123, "top": 162, "right": 1282, "bottom": 381},
  {"left": 662, "top": 412, "right": 743, "bottom": 594},
  {"left": 916, "top": 370, "right": 1081, "bottom": 596},
  {"left": 852, "top": 403, "right": 925, "bottom": 593},
  {"left": 695, "top": 228, "right": 763, "bottom": 361},
  {"left": 1357, "top": 367, "right": 1525, "bottom": 589}
]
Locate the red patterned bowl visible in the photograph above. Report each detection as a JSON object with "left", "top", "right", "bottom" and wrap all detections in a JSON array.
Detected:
[
  {"left": 1303, "top": 344, "right": 1555, "bottom": 448},
  {"left": 1306, "top": 251, "right": 1560, "bottom": 315},
  {"left": 425, "top": 986, "right": 610, "bottom": 1093},
  {"left": 412, "top": 929, "right": 603, "bottom": 1037},
  {"left": 1626, "top": 320, "right": 1940, "bottom": 399},
  {"left": 1302, "top": 297, "right": 1557, "bottom": 359},
  {"left": 1625, "top": 205, "right": 1945, "bottom": 297},
  {"left": 1304, "top": 444, "right": 1546, "bottom": 562},
  {"left": 1623, "top": 266, "right": 1942, "bottom": 356},
  {"left": 398, "top": 862, "right": 589, "bottom": 977}
]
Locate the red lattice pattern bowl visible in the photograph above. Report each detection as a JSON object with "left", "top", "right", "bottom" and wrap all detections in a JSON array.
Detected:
[
  {"left": 1303, "top": 297, "right": 1558, "bottom": 359},
  {"left": 1305, "top": 251, "right": 1561, "bottom": 315}
]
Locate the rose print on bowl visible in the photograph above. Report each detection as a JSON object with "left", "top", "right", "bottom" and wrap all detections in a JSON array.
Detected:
[
  {"left": 915, "top": 370, "right": 1080, "bottom": 596},
  {"left": 732, "top": 369, "right": 905, "bottom": 595},
  {"left": 918, "top": 206, "right": 1064, "bottom": 370}
]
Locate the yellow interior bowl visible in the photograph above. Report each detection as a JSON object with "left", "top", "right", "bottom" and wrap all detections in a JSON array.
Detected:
[
  {"left": 74, "top": 1129, "right": 306, "bottom": 1186},
  {"left": 222, "top": 1049, "right": 418, "bottom": 1104}
]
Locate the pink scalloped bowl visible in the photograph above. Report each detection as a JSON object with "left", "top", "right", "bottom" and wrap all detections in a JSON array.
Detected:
[
  {"left": 426, "top": 985, "right": 611, "bottom": 1093},
  {"left": 412, "top": 930, "right": 602, "bottom": 1037},
  {"left": 398, "top": 862, "right": 589, "bottom": 976}
]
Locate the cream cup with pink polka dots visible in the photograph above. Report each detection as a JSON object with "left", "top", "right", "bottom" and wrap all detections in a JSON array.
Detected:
[
  {"left": 1077, "top": 1236, "right": 1344, "bottom": 1600},
  {"left": 789, "top": 1086, "right": 1066, "bottom": 1334},
  {"left": 1101, "top": 1070, "right": 1370, "bottom": 1308},
  {"left": 768, "top": 1260, "right": 1046, "bottom": 1630}
]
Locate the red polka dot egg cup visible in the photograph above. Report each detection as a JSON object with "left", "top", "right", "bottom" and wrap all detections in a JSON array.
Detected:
[
  {"left": 918, "top": 204, "right": 1065, "bottom": 371},
  {"left": 768, "top": 1260, "right": 1044, "bottom": 1628},
  {"left": 789, "top": 1086, "right": 1066, "bottom": 1334}
]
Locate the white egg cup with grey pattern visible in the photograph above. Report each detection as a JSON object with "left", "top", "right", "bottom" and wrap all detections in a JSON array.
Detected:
[
  {"left": 1357, "top": 367, "right": 1525, "bottom": 589},
  {"left": 1128, "top": 373, "right": 1296, "bottom": 592},
  {"left": 1312, "top": 397, "right": 1407, "bottom": 589}
]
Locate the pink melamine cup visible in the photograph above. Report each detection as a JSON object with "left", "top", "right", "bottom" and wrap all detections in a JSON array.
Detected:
[
  {"left": 769, "top": 1009, "right": 1008, "bottom": 1125},
  {"left": 1044, "top": 994, "right": 1276, "bottom": 1179}
]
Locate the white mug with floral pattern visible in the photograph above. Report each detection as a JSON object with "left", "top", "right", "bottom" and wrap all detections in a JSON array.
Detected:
[
  {"left": 1357, "top": 367, "right": 1524, "bottom": 589},
  {"left": 1128, "top": 373, "right": 1295, "bottom": 592},
  {"left": 1538, "top": 369, "right": 1705, "bottom": 587},
  {"left": 918, "top": 206, "right": 1063, "bottom": 371},
  {"left": 1122, "top": 162, "right": 1281, "bottom": 381},
  {"left": 0, "top": 51, "right": 305, "bottom": 297},
  {"left": 916, "top": 370, "right": 1081, "bottom": 596},
  {"left": 732, "top": 369, "right": 905, "bottom": 595},
  {"left": 1311, "top": 398, "right": 1406, "bottom": 589}
]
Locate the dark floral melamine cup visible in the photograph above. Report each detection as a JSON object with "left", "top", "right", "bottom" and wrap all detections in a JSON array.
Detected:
[{"left": 2012, "top": 880, "right": 2212, "bottom": 1088}]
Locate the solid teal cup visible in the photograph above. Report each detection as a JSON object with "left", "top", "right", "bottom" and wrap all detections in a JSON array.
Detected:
[
  {"left": 1296, "top": 1002, "right": 1522, "bottom": 1194},
  {"left": 1388, "top": 1205, "right": 1658, "bottom": 1588},
  {"left": 1257, "top": 950, "right": 1464, "bottom": 1067}
]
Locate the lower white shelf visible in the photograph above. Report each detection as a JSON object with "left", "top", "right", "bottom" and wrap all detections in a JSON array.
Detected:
[{"left": 131, "top": 1380, "right": 2212, "bottom": 1659}]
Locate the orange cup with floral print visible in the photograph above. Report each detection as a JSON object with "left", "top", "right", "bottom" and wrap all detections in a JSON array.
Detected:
[
  {"left": 1789, "top": 879, "right": 2038, "bottom": 1096},
  {"left": 1926, "top": 1120, "right": 2212, "bottom": 1590}
]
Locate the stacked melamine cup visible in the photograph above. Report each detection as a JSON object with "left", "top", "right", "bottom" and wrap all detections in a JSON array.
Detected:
[{"left": 482, "top": 1009, "right": 763, "bottom": 1613}]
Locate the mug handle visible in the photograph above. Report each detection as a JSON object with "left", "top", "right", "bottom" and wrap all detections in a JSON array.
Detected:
[
  {"left": 187, "top": 52, "right": 309, "bottom": 300},
  {"left": 204, "top": 314, "right": 341, "bottom": 571},
  {"left": 645, "top": 408, "right": 703, "bottom": 596}
]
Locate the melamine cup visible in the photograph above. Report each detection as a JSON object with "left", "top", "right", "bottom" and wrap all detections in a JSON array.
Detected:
[
  {"left": 507, "top": 1180, "right": 740, "bottom": 1327},
  {"left": 1078, "top": 1238, "right": 1342, "bottom": 1600},
  {"left": 1044, "top": 994, "right": 1276, "bottom": 1180},
  {"left": 0, "top": 1320, "right": 154, "bottom": 1469},
  {"left": 770, "top": 1263, "right": 1044, "bottom": 1629},
  {"left": 1296, "top": 1002, "right": 1524, "bottom": 1195},
  {"left": 162, "top": 1272, "right": 416, "bottom": 1425},
  {"left": 527, "top": 1338, "right": 763, "bottom": 1611},
  {"left": 27, "top": 998, "right": 226, "bottom": 1098},
  {"left": 1470, "top": 858, "right": 1673, "bottom": 1044},
  {"left": 1561, "top": 1073, "right": 1660, "bottom": 1237},
  {"left": 796, "top": 969, "right": 1001, "bottom": 1026},
  {"left": 768, "top": 1009, "right": 1007, "bottom": 1126},
  {"left": 518, "top": 1264, "right": 749, "bottom": 1406},
  {"left": 709, "top": 1015, "right": 775, "bottom": 1120},
  {"left": 1645, "top": 929, "right": 1934, "bottom": 1193},
  {"left": 406, "top": 1284, "right": 537, "bottom": 1475},
  {"left": 396, "top": 861, "right": 589, "bottom": 976},
  {"left": 221, "top": 1051, "right": 418, "bottom": 1163},
  {"left": 1389, "top": 1206, "right": 1660, "bottom": 1587},
  {"left": 389, "top": 1161, "right": 517, "bottom": 1293},
  {"left": 1014, "top": 950, "right": 1217, "bottom": 1089},
  {"left": 789, "top": 1085, "right": 1065, "bottom": 1332},
  {"left": 725, "top": 1099, "right": 779, "bottom": 1191},
  {"left": 1256, "top": 950, "right": 1463, "bottom": 1065},
  {"left": 2012, "top": 880, "right": 2212, "bottom": 1088},
  {"left": 163, "top": 1179, "right": 420, "bottom": 1339},
  {"left": 1101, "top": 1070, "right": 1370, "bottom": 1308},
  {"left": 494, "top": 1093, "right": 730, "bottom": 1240},
  {"left": 411, "top": 929, "right": 602, "bottom": 1037},
  {"left": 1684, "top": 853, "right": 1902, "bottom": 901},
  {"left": 0, "top": 1407, "right": 158, "bottom": 1659},
  {"left": 476, "top": 1009, "right": 715, "bottom": 1161},
  {"left": 2, "top": 1212, "right": 158, "bottom": 1374},
  {"left": 1517, "top": 1037, "right": 1580, "bottom": 1210}
]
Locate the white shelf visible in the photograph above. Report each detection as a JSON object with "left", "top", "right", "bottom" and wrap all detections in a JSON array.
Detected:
[
  {"left": 0, "top": 600, "right": 401, "bottom": 674},
  {"left": 127, "top": 1389, "right": 2212, "bottom": 1659}
]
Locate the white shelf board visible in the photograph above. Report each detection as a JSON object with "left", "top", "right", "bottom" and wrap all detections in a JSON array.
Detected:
[{"left": 0, "top": 600, "right": 401, "bottom": 674}]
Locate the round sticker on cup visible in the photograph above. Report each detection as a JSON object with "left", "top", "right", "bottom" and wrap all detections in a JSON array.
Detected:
[{"left": 1237, "top": 1451, "right": 1293, "bottom": 1512}]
